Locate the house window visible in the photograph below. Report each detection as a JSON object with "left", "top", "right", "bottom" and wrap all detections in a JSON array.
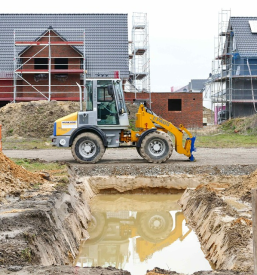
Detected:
[
  {"left": 55, "top": 58, "right": 68, "bottom": 70},
  {"left": 168, "top": 99, "right": 182, "bottom": 111},
  {"left": 34, "top": 58, "right": 48, "bottom": 70}
]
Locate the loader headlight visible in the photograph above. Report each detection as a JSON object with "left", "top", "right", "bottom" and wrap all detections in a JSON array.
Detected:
[{"left": 60, "top": 139, "right": 66, "bottom": 146}]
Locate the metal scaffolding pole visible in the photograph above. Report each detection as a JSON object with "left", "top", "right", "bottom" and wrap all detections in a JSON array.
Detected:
[
  {"left": 13, "top": 30, "right": 16, "bottom": 103},
  {"left": 83, "top": 30, "right": 87, "bottom": 110},
  {"left": 48, "top": 30, "right": 51, "bottom": 101}
]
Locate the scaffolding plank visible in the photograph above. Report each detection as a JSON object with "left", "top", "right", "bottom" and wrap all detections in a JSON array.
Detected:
[
  {"left": 15, "top": 41, "right": 83, "bottom": 46},
  {"left": 16, "top": 69, "right": 84, "bottom": 73},
  {"left": 132, "top": 49, "right": 146, "bottom": 55}
]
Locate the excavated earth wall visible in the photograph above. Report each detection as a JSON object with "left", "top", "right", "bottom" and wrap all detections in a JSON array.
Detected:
[
  {"left": 180, "top": 186, "right": 253, "bottom": 273},
  {"left": 1, "top": 161, "right": 256, "bottom": 274}
]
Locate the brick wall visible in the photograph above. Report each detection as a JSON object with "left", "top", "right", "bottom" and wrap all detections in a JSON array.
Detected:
[{"left": 125, "top": 92, "right": 203, "bottom": 128}]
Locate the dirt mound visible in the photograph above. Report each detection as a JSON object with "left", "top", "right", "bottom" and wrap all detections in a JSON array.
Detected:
[
  {"left": 223, "top": 169, "right": 257, "bottom": 202},
  {"left": 203, "top": 106, "right": 214, "bottom": 125},
  {"left": 0, "top": 151, "right": 45, "bottom": 200},
  {"left": 220, "top": 113, "right": 257, "bottom": 134},
  {"left": 0, "top": 101, "right": 138, "bottom": 139},
  {"left": 0, "top": 100, "right": 80, "bottom": 138}
]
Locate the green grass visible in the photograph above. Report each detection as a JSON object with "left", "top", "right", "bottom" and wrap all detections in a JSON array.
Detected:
[
  {"left": 12, "top": 158, "right": 69, "bottom": 187},
  {"left": 195, "top": 134, "right": 257, "bottom": 148},
  {"left": 2, "top": 138, "right": 68, "bottom": 150},
  {"left": 12, "top": 158, "right": 66, "bottom": 173}
]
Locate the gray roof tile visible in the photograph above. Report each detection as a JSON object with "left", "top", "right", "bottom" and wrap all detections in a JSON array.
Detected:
[{"left": 230, "top": 17, "right": 257, "bottom": 58}]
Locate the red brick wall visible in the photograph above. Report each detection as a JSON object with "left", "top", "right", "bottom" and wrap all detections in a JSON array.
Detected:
[
  {"left": 125, "top": 92, "right": 203, "bottom": 128},
  {"left": 0, "top": 79, "right": 13, "bottom": 100},
  {"left": 18, "top": 30, "right": 82, "bottom": 100}
]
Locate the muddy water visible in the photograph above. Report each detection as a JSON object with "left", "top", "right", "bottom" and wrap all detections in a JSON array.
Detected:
[{"left": 75, "top": 194, "right": 212, "bottom": 274}]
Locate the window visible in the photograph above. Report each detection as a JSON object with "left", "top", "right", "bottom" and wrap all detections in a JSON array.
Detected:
[
  {"left": 55, "top": 58, "right": 68, "bottom": 70},
  {"left": 85, "top": 81, "right": 93, "bottom": 111},
  {"left": 168, "top": 99, "right": 182, "bottom": 111},
  {"left": 34, "top": 58, "right": 48, "bottom": 70},
  {"left": 97, "top": 87, "right": 113, "bottom": 102}
]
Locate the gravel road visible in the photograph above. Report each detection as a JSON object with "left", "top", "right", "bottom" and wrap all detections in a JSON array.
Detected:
[{"left": 3, "top": 147, "right": 257, "bottom": 166}]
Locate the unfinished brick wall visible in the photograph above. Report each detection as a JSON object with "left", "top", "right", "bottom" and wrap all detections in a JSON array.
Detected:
[{"left": 125, "top": 92, "right": 203, "bottom": 128}]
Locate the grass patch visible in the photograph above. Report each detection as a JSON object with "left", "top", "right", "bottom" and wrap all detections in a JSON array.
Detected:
[
  {"left": 12, "top": 158, "right": 66, "bottom": 173},
  {"left": 12, "top": 158, "right": 68, "bottom": 185},
  {"left": 2, "top": 137, "right": 64, "bottom": 150},
  {"left": 20, "top": 247, "right": 32, "bottom": 262},
  {"left": 195, "top": 134, "right": 257, "bottom": 148}
]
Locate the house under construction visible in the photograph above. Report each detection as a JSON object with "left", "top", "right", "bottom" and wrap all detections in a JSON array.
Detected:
[
  {"left": 211, "top": 10, "right": 257, "bottom": 123},
  {"left": 0, "top": 14, "right": 129, "bottom": 105}
]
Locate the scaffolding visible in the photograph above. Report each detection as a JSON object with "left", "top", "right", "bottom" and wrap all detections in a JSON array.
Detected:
[
  {"left": 126, "top": 12, "right": 151, "bottom": 106},
  {"left": 211, "top": 10, "right": 257, "bottom": 124},
  {"left": 13, "top": 28, "right": 86, "bottom": 102}
]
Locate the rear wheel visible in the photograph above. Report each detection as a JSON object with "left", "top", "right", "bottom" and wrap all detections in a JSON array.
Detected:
[
  {"left": 71, "top": 132, "right": 105, "bottom": 164},
  {"left": 137, "top": 211, "right": 173, "bottom": 243},
  {"left": 139, "top": 131, "right": 173, "bottom": 163}
]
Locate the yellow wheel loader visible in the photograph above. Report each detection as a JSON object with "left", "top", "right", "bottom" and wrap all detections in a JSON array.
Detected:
[{"left": 52, "top": 79, "right": 196, "bottom": 163}]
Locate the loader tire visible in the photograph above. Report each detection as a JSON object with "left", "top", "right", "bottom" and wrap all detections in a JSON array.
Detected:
[
  {"left": 139, "top": 131, "right": 173, "bottom": 163},
  {"left": 137, "top": 211, "right": 173, "bottom": 243},
  {"left": 71, "top": 132, "right": 105, "bottom": 164},
  {"left": 136, "top": 147, "right": 143, "bottom": 158}
]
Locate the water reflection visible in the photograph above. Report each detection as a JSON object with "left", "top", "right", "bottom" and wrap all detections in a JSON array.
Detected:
[{"left": 75, "top": 194, "right": 211, "bottom": 274}]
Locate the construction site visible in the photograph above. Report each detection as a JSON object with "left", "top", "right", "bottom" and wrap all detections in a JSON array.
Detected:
[{"left": 0, "top": 11, "right": 257, "bottom": 275}]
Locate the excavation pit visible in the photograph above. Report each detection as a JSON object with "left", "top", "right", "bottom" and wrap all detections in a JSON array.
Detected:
[
  {"left": 74, "top": 194, "right": 212, "bottom": 275},
  {"left": 0, "top": 160, "right": 255, "bottom": 275}
]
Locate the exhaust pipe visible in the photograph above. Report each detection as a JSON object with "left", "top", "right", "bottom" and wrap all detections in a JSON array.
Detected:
[{"left": 76, "top": 82, "right": 83, "bottom": 112}]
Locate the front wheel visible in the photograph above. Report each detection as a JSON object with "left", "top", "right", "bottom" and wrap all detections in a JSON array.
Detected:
[
  {"left": 71, "top": 132, "right": 105, "bottom": 164},
  {"left": 139, "top": 131, "right": 173, "bottom": 163}
]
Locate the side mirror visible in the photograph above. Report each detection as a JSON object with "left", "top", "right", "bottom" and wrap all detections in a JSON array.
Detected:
[{"left": 107, "top": 84, "right": 114, "bottom": 96}]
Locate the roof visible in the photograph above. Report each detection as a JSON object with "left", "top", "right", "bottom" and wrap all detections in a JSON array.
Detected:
[
  {"left": 230, "top": 17, "right": 257, "bottom": 58},
  {"left": 189, "top": 79, "right": 207, "bottom": 91},
  {"left": 19, "top": 26, "right": 83, "bottom": 56},
  {"left": 0, "top": 14, "right": 129, "bottom": 79}
]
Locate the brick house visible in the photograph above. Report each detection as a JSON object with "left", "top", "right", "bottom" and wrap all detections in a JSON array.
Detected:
[
  {"left": 16, "top": 28, "right": 83, "bottom": 100},
  {"left": 0, "top": 13, "right": 129, "bottom": 104}
]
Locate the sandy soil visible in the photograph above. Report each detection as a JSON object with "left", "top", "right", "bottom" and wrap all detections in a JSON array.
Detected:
[
  {"left": 0, "top": 101, "right": 138, "bottom": 140},
  {"left": 0, "top": 266, "right": 130, "bottom": 275},
  {"left": 0, "top": 151, "right": 50, "bottom": 202}
]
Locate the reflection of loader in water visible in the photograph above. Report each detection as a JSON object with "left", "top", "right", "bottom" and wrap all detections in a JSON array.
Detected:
[{"left": 77, "top": 210, "right": 191, "bottom": 267}]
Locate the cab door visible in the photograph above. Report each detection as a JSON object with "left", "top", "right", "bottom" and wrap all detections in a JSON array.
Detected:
[{"left": 97, "top": 80, "right": 119, "bottom": 125}]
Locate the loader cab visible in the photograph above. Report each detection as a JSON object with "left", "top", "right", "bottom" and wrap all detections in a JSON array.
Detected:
[{"left": 85, "top": 79, "right": 129, "bottom": 128}]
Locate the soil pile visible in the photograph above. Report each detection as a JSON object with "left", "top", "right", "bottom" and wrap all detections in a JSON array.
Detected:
[
  {"left": 0, "top": 101, "right": 138, "bottom": 138},
  {"left": 223, "top": 168, "right": 257, "bottom": 202},
  {"left": 203, "top": 107, "right": 214, "bottom": 125},
  {"left": 0, "top": 151, "right": 45, "bottom": 200},
  {"left": 220, "top": 113, "right": 257, "bottom": 134},
  {"left": 0, "top": 100, "right": 80, "bottom": 138}
]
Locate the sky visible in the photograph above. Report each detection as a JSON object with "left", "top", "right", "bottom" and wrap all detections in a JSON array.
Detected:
[{"left": 2, "top": 0, "right": 257, "bottom": 92}]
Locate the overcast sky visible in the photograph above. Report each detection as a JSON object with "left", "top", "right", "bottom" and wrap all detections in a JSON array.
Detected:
[{"left": 2, "top": 0, "right": 257, "bottom": 92}]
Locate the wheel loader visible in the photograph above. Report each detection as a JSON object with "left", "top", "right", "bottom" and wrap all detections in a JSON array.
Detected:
[{"left": 51, "top": 79, "right": 196, "bottom": 163}]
